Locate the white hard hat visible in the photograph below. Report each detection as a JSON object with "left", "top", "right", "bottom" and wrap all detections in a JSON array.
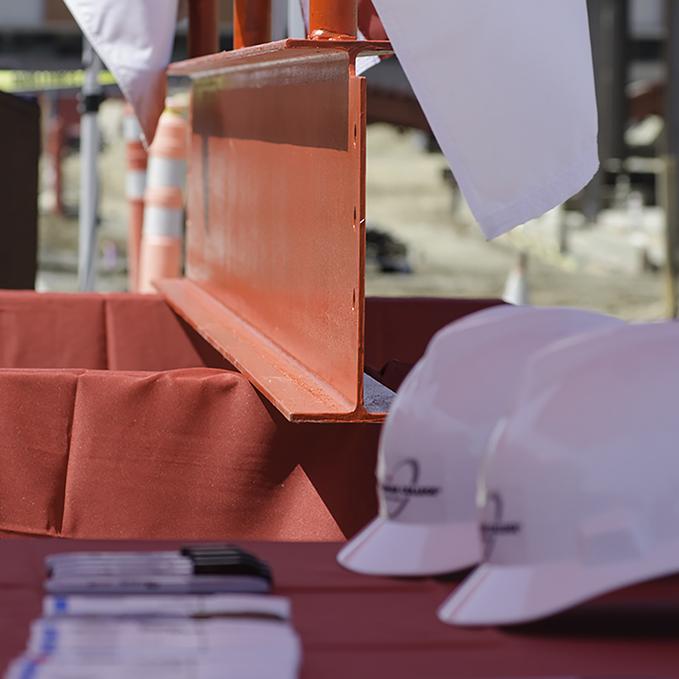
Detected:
[
  {"left": 337, "top": 305, "right": 623, "bottom": 577},
  {"left": 439, "top": 321, "right": 679, "bottom": 626}
]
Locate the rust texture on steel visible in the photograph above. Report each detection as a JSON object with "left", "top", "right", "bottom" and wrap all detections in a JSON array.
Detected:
[
  {"left": 188, "top": 0, "right": 219, "bottom": 57},
  {"left": 161, "top": 39, "right": 392, "bottom": 422},
  {"left": 233, "top": 0, "right": 272, "bottom": 49},
  {"left": 309, "top": 0, "right": 358, "bottom": 40}
]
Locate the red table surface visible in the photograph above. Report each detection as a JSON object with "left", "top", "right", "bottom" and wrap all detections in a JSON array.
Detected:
[{"left": 1, "top": 538, "right": 679, "bottom": 678}]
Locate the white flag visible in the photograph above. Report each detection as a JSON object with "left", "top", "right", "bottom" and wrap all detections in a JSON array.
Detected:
[
  {"left": 63, "top": 0, "right": 179, "bottom": 145},
  {"left": 371, "top": 0, "right": 599, "bottom": 239}
]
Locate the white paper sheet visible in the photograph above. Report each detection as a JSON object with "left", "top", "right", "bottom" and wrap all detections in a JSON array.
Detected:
[
  {"left": 43, "top": 594, "right": 291, "bottom": 620},
  {"left": 63, "top": 0, "right": 179, "bottom": 145},
  {"left": 371, "top": 0, "right": 599, "bottom": 239}
]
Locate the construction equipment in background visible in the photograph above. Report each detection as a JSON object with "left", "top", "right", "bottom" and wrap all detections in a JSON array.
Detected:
[
  {"left": 366, "top": 58, "right": 428, "bottom": 134},
  {"left": 365, "top": 226, "right": 411, "bottom": 274}
]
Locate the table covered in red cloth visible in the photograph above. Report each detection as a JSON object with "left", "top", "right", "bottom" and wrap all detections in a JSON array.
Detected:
[
  {"left": 1, "top": 537, "right": 678, "bottom": 678},
  {"left": 0, "top": 292, "right": 502, "bottom": 541}
]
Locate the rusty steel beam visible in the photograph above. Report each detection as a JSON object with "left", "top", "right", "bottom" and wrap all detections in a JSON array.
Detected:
[
  {"left": 234, "top": 0, "right": 272, "bottom": 49},
  {"left": 188, "top": 0, "right": 219, "bottom": 57},
  {"left": 309, "top": 0, "right": 358, "bottom": 40},
  {"left": 163, "top": 38, "right": 393, "bottom": 422}
]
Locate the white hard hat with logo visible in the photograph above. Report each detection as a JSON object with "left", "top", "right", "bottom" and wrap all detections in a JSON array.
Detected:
[
  {"left": 337, "top": 305, "right": 623, "bottom": 577},
  {"left": 439, "top": 321, "right": 679, "bottom": 626}
]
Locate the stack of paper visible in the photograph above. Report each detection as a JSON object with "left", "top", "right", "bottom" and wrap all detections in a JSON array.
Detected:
[
  {"left": 5, "top": 549, "right": 302, "bottom": 679},
  {"left": 44, "top": 550, "right": 273, "bottom": 595}
]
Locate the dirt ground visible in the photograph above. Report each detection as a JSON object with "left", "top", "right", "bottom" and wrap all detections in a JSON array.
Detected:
[
  {"left": 39, "top": 103, "right": 668, "bottom": 321},
  {"left": 364, "top": 125, "right": 666, "bottom": 321}
]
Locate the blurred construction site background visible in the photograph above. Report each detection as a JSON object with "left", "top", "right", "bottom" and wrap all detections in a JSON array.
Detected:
[{"left": 0, "top": 0, "right": 675, "bottom": 319}]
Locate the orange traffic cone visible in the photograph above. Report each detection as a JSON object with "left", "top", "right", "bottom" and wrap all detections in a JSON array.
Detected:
[
  {"left": 123, "top": 104, "right": 147, "bottom": 292},
  {"left": 138, "top": 108, "right": 188, "bottom": 293}
]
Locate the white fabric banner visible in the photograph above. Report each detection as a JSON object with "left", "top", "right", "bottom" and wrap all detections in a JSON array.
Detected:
[
  {"left": 371, "top": 0, "right": 599, "bottom": 239},
  {"left": 63, "top": 0, "right": 179, "bottom": 145}
]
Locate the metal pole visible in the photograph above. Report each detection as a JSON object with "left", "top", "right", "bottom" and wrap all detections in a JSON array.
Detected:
[
  {"left": 78, "top": 38, "right": 103, "bottom": 292},
  {"left": 663, "top": 0, "right": 679, "bottom": 318},
  {"left": 582, "top": 0, "right": 629, "bottom": 223},
  {"left": 233, "top": 0, "right": 272, "bottom": 49},
  {"left": 596, "top": 0, "right": 629, "bottom": 163},
  {"left": 271, "top": 0, "right": 288, "bottom": 40},
  {"left": 188, "top": 0, "right": 219, "bottom": 57},
  {"left": 287, "top": 0, "right": 306, "bottom": 39},
  {"left": 308, "top": 0, "right": 357, "bottom": 40}
]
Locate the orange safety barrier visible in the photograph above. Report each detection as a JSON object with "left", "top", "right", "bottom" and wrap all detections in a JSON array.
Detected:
[{"left": 138, "top": 109, "right": 188, "bottom": 293}]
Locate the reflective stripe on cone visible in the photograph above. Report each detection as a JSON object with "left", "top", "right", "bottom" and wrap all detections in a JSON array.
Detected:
[{"left": 138, "top": 109, "right": 188, "bottom": 293}]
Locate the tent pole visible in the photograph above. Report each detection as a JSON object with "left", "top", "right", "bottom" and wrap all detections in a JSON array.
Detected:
[
  {"left": 287, "top": 0, "right": 306, "bottom": 38},
  {"left": 78, "top": 38, "right": 103, "bottom": 292}
]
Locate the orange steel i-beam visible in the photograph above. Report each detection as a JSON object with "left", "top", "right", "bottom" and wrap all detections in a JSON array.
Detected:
[
  {"left": 161, "top": 20, "right": 393, "bottom": 422},
  {"left": 188, "top": 0, "right": 219, "bottom": 57},
  {"left": 233, "top": 0, "right": 272, "bottom": 49},
  {"left": 309, "top": 0, "right": 358, "bottom": 40}
]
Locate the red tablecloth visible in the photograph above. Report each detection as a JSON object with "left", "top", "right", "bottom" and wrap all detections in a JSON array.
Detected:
[
  {"left": 0, "top": 293, "right": 502, "bottom": 541},
  {"left": 1, "top": 538, "right": 678, "bottom": 678}
]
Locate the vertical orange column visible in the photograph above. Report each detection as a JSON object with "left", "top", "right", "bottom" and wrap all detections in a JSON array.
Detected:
[
  {"left": 188, "top": 0, "right": 219, "bottom": 57},
  {"left": 46, "top": 96, "right": 65, "bottom": 216},
  {"left": 124, "top": 104, "right": 147, "bottom": 293},
  {"left": 233, "top": 0, "right": 272, "bottom": 49},
  {"left": 309, "top": 0, "right": 358, "bottom": 40}
]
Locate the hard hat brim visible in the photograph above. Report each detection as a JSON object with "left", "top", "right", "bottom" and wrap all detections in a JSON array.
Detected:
[
  {"left": 337, "top": 516, "right": 481, "bottom": 577},
  {"left": 438, "top": 545, "right": 679, "bottom": 627}
]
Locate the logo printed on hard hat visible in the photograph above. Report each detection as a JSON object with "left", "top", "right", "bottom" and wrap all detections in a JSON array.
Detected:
[
  {"left": 481, "top": 491, "right": 521, "bottom": 560},
  {"left": 381, "top": 459, "right": 441, "bottom": 520}
]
